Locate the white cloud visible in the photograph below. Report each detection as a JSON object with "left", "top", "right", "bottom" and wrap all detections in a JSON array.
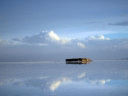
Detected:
[
  {"left": 63, "top": 31, "right": 114, "bottom": 39},
  {"left": 1, "top": 30, "right": 128, "bottom": 61},
  {"left": 88, "top": 35, "right": 110, "bottom": 40},
  {"left": 48, "top": 31, "right": 60, "bottom": 41},
  {"left": 77, "top": 42, "right": 86, "bottom": 48},
  {"left": 12, "top": 30, "right": 70, "bottom": 45},
  {"left": 48, "top": 31, "right": 70, "bottom": 44}
]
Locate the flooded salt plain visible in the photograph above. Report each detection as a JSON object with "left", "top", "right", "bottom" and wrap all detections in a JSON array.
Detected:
[{"left": 0, "top": 60, "right": 128, "bottom": 96}]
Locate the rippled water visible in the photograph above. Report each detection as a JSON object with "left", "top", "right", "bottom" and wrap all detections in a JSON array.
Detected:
[{"left": 0, "top": 60, "right": 128, "bottom": 96}]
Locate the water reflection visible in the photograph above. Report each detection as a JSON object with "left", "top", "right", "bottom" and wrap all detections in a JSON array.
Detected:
[
  {"left": 66, "top": 61, "right": 91, "bottom": 64},
  {"left": 50, "top": 77, "right": 71, "bottom": 91},
  {"left": 0, "top": 61, "right": 128, "bottom": 96}
]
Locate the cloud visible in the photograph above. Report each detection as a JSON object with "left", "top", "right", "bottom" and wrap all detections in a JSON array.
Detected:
[
  {"left": 77, "top": 42, "right": 86, "bottom": 48},
  {"left": 65, "top": 31, "right": 114, "bottom": 39},
  {"left": 87, "top": 35, "right": 110, "bottom": 40},
  {"left": 48, "top": 31, "right": 60, "bottom": 41},
  {"left": 12, "top": 31, "right": 70, "bottom": 45},
  {"left": 109, "top": 21, "right": 128, "bottom": 26},
  {"left": 1, "top": 30, "right": 128, "bottom": 61},
  {"left": 44, "top": 31, "right": 70, "bottom": 44}
]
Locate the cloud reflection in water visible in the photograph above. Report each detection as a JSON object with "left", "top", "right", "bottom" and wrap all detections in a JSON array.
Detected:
[{"left": 0, "top": 61, "right": 128, "bottom": 96}]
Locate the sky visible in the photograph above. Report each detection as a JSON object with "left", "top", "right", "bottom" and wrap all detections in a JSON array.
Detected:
[{"left": 0, "top": 0, "right": 128, "bottom": 61}]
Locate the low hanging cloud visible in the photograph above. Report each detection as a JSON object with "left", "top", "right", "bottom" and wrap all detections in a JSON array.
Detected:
[
  {"left": 11, "top": 31, "right": 86, "bottom": 48},
  {"left": 48, "top": 31, "right": 60, "bottom": 41},
  {"left": 11, "top": 31, "right": 111, "bottom": 48},
  {"left": 1, "top": 31, "right": 128, "bottom": 51},
  {"left": 13, "top": 31, "right": 70, "bottom": 46},
  {"left": 87, "top": 35, "right": 110, "bottom": 40},
  {"left": 0, "top": 30, "right": 128, "bottom": 61}
]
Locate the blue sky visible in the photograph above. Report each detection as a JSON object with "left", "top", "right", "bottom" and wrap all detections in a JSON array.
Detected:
[
  {"left": 0, "top": 0, "right": 128, "bottom": 39},
  {"left": 0, "top": 0, "right": 128, "bottom": 61}
]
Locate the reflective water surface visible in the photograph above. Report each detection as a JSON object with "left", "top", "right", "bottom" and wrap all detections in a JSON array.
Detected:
[{"left": 0, "top": 60, "right": 128, "bottom": 96}]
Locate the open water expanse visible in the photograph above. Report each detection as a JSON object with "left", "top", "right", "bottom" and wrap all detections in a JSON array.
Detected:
[{"left": 0, "top": 60, "right": 128, "bottom": 96}]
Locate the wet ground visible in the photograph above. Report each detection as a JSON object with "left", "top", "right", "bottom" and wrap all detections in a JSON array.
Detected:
[{"left": 0, "top": 60, "right": 128, "bottom": 96}]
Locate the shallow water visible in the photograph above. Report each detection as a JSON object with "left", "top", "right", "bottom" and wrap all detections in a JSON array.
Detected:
[{"left": 0, "top": 60, "right": 128, "bottom": 96}]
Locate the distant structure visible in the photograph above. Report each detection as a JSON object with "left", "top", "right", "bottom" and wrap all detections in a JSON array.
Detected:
[{"left": 66, "top": 58, "right": 91, "bottom": 64}]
